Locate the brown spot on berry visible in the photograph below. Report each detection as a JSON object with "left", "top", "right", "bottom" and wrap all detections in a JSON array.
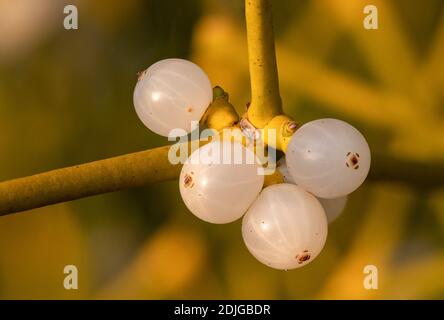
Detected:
[
  {"left": 346, "top": 152, "right": 360, "bottom": 169},
  {"left": 184, "top": 172, "right": 195, "bottom": 188},
  {"left": 187, "top": 106, "right": 193, "bottom": 113},
  {"left": 351, "top": 156, "right": 358, "bottom": 165},
  {"left": 297, "top": 252, "right": 311, "bottom": 264}
]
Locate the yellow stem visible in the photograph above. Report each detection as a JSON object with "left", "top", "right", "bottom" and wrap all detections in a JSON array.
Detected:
[
  {"left": 262, "top": 114, "right": 297, "bottom": 152},
  {"left": 0, "top": 146, "right": 178, "bottom": 216},
  {"left": 245, "top": 0, "right": 282, "bottom": 128},
  {"left": 201, "top": 86, "right": 239, "bottom": 131}
]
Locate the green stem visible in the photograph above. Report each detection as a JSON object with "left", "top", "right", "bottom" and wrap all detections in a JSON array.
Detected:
[{"left": 0, "top": 146, "right": 178, "bottom": 216}]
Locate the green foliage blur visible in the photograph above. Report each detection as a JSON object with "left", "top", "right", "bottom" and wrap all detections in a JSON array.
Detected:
[{"left": 0, "top": 0, "right": 443, "bottom": 299}]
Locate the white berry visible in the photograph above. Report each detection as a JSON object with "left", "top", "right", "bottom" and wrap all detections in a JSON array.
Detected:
[
  {"left": 276, "top": 156, "right": 295, "bottom": 184},
  {"left": 242, "top": 184, "right": 328, "bottom": 270},
  {"left": 286, "top": 119, "right": 371, "bottom": 199},
  {"left": 133, "top": 58, "right": 212, "bottom": 137},
  {"left": 180, "top": 140, "right": 264, "bottom": 224},
  {"left": 318, "top": 196, "right": 347, "bottom": 223},
  {"left": 278, "top": 156, "right": 347, "bottom": 223}
]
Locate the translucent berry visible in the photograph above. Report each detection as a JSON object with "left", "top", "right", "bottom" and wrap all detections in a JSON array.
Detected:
[
  {"left": 242, "top": 184, "right": 328, "bottom": 270},
  {"left": 134, "top": 58, "right": 212, "bottom": 137},
  {"left": 286, "top": 119, "right": 370, "bottom": 198},
  {"left": 318, "top": 196, "right": 347, "bottom": 223},
  {"left": 278, "top": 156, "right": 348, "bottom": 223},
  {"left": 180, "top": 140, "right": 264, "bottom": 224},
  {"left": 276, "top": 156, "right": 295, "bottom": 184}
]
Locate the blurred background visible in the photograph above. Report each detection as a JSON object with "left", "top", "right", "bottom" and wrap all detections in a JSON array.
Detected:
[{"left": 0, "top": 0, "right": 443, "bottom": 299}]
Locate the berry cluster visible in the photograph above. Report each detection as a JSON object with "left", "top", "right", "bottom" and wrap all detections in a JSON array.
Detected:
[{"left": 134, "top": 58, "right": 371, "bottom": 270}]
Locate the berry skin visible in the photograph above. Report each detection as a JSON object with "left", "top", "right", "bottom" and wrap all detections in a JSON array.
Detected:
[
  {"left": 276, "top": 156, "right": 295, "bottom": 184},
  {"left": 133, "top": 58, "right": 212, "bottom": 137},
  {"left": 286, "top": 119, "right": 371, "bottom": 199},
  {"left": 242, "top": 183, "right": 328, "bottom": 270},
  {"left": 278, "top": 156, "right": 348, "bottom": 223},
  {"left": 179, "top": 140, "right": 264, "bottom": 224},
  {"left": 317, "top": 196, "right": 347, "bottom": 223}
]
